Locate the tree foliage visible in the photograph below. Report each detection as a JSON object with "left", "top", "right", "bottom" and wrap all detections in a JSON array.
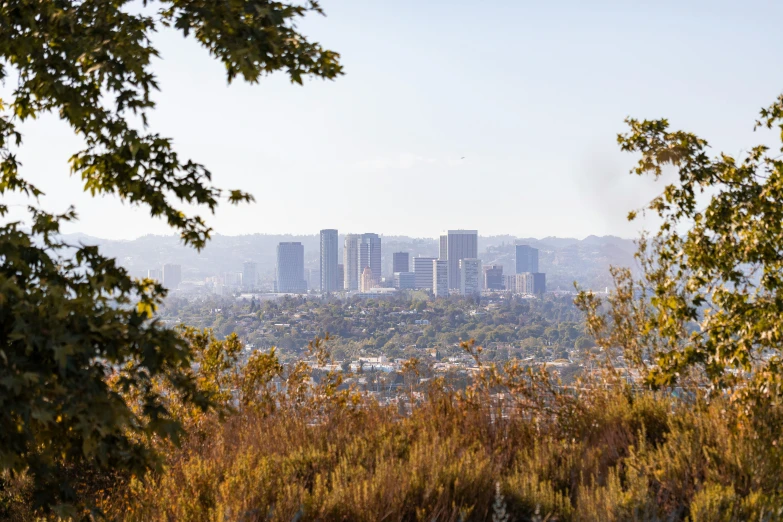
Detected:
[
  {"left": 0, "top": 0, "right": 341, "bottom": 513},
  {"left": 578, "top": 94, "right": 783, "bottom": 401}
]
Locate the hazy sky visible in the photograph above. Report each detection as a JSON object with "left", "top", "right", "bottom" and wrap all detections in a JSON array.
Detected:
[{"left": 7, "top": 0, "right": 783, "bottom": 240}]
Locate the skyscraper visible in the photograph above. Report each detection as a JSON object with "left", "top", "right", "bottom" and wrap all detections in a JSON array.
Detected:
[
  {"left": 459, "top": 258, "right": 481, "bottom": 296},
  {"left": 392, "top": 252, "right": 410, "bottom": 274},
  {"left": 433, "top": 259, "right": 449, "bottom": 297},
  {"left": 394, "top": 272, "right": 416, "bottom": 290},
  {"left": 242, "top": 261, "right": 258, "bottom": 290},
  {"left": 343, "top": 234, "right": 360, "bottom": 290},
  {"left": 447, "top": 230, "right": 478, "bottom": 289},
  {"left": 483, "top": 265, "right": 504, "bottom": 291},
  {"left": 336, "top": 263, "right": 344, "bottom": 291},
  {"left": 515, "top": 245, "right": 539, "bottom": 274},
  {"left": 516, "top": 272, "right": 546, "bottom": 295},
  {"left": 162, "top": 263, "right": 181, "bottom": 290},
  {"left": 147, "top": 268, "right": 162, "bottom": 282},
  {"left": 276, "top": 242, "right": 306, "bottom": 293},
  {"left": 320, "top": 229, "right": 339, "bottom": 293},
  {"left": 439, "top": 235, "right": 448, "bottom": 261},
  {"left": 413, "top": 256, "right": 435, "bottom": 290},
  {"left": 360, "top": 267, "right": 374, "bottom": 292},
  {"left": 359, "top": 233, "right": 382, "bottom": 284}
]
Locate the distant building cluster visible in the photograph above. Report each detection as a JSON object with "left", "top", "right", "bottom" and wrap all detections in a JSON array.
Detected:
[{"left": 149, "top": 228, "right": 547, "bottom": 298}]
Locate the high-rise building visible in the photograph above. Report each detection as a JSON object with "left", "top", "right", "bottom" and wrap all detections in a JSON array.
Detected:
[
  {"left": 515, "top": 245, "right": 539, "bottom": 274},
  {"left": 447, "top": 230, "right": 478, "bottom": 289},
  {"left": 359, "top": 233, "right": 382, "bottom": 284},
  {"left": 433, "top": 259, "right": 449, "bottom": 297},
  {"left": 276, "top": 242, "right": 306, "bottom": 293},
  {"left": 360, "top": 267, "right": 374, "bottom": 292},
  {"left": 439, "top": 235, "right": 448, "bottom": 261},
  {"left": 504, "top": 274, "right": 517, "bottom": 291},
  {"left": 394, "top": 272, "right": 416, "bottom": 290},
  {"left": 147, "top": 268, "right": 162, "bottom": 282},
  {"left": 307, "top": 268, "right": 320, "bottom": 291},
  {"left": 392, "top": 252, "right": 410, "bottom": 274},
  {"left": 483, "top": 265, "right": 504, "bottom": 291},
  {"left": 242, "top": 261, "right": 258, "bottom": 290},
  {"left": 162, "top": 263, "right": 181, "bottom": 289},
  {"left": 516, "top": 272, "right": 547, "bottom": 295},
  {"left": 459, "top": 258, "right": 481, "bottom": 296},
  {"left": 343, "top": 234, "right": 360, "bottom": 291},
  {"left": 336, "top": 264, "right": 344, "bottom": 291},
  {"left": 320, "top": 229, "right": 339, "bottom": 293},
  {"left": 413, "top": 256, "right": 435, "bottom": 290}
]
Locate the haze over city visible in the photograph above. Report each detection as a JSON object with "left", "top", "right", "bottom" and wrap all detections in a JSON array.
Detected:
[{"left": 5, "top": 0, "right": 783, "bottom": 240}]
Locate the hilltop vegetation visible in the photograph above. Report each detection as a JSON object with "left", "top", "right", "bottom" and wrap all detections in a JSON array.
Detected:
[
  {"left": 3, "top": 0, "right": 783, "bottom": 520},
  {"left": 5, "top": 334, "right": 783, "bottom": 521}
]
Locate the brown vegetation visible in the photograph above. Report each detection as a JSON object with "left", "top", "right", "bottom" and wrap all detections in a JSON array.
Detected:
[{"left": 5, "top": 335, "right": 782, "bottom": 521}]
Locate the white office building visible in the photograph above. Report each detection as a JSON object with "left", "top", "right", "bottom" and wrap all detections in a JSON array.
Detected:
[
  {"left": 413, "top": 256, "right": 435, "bottom": 290},
  {"left": 343, "top": 234, "right": 360, "bottom": 291},
  {"left": 433, "top": 259, "right": 449, "bottom": 297},
  {"left": 516, "top": 272, "right": 547, "bottom": 295},
  {"left": 447, "top": 230, "right": 478, "bottom": 289},
  {"left": 439, "top": 234, "right": 448, "bottom": 261},
  {"left": 459, "top": 258, "right": 481, "bottom": 296}
]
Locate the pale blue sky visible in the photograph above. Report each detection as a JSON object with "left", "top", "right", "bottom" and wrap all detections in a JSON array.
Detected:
[{"left": 8, "top": 0, "right": 783, "bottom": 239}]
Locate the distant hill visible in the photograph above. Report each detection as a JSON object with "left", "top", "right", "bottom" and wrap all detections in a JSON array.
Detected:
[{"left": 62, "top": 232, "right": 637, "bottom": 291}]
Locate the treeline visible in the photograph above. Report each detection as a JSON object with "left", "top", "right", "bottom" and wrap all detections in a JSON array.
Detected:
[{"left": 159, "top": 294, "right": 595, "bottom": 363}]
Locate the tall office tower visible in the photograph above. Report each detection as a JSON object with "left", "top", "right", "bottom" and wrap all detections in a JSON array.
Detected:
[
  {"left": 319, "top": 229, "right": 339, "bottom": 293},
  {"left": 394, "top": 272, "right": 416, "bottom": 290},
  {"left": 360, "top": 267, "right": 374, "bottom": 292},
  {"left": 147, "top": 268, "right": 162, "bottom": 282},
  {"left": 439, "top": 235, "right": 448, "bottom": 261},
  {"left": 343, "top": 234, "right": 360, "bottom": 290},
  {"left": 358, "top": 233, "right": 382, "bottom": 284},
  {"left": 162, "top": 263, "right": 182, "bottom": 289},
  {"left": 504, "top": 274, "right": 517, "bottom": 291},
  {"left": 413, "top": 256, "right": 435, "bottom": 290},
  {"left": 336, "top": 264, "right": 344, "bottom": 291},
  {"left": 483, "top": 265, "right": 504, "bottom": 291},
  {"left": 432, "top": 259, "right": 449, "bottom": 297},
  {"left": 516, "top": 272, "right": 547, "bottom": 295},
  {"left": 242, "top": 261, "right": 258, "bottom": 290},
  {"left": 392, "top": 252, "right": 410, "bottom": 274},
  {"left": 447, "top": 230, "right": 478, "bottom": 289},
  {"left": 459, "top": 258, "right": 481, "bottom": 296},
  {"left": 531, "top": 273, "right": 546, "bottom": 295},
  {"left": 433, "top": 259, "right": 449, "bottom": 297},
  {"left": 515, "top": 244, "right": 539, "bottom": 274},
  {"left": 276, "top": 242, "right": 307, "bottom": 293}
]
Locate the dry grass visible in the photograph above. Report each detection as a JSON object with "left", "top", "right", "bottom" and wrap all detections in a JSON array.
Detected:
[{"left": 5, "top": 337, "right": 783, "bottom": 521}]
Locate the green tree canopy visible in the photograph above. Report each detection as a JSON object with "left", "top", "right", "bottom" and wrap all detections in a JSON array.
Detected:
[
  {"left": 578, "top": 93, "right": 783, "bottom": 402},
  {"left": 0, "top": 0, "right": 341, "bottom": 514}
]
